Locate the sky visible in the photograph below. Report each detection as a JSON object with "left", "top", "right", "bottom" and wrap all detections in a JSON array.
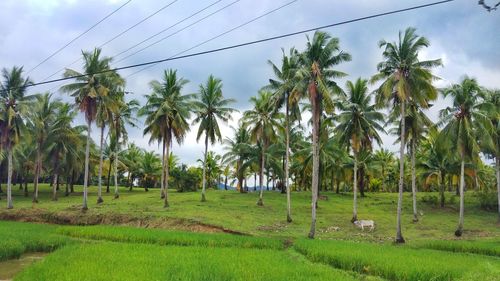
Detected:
[{"left": 0, "top": 0, "right": 499, "bottom": 167}]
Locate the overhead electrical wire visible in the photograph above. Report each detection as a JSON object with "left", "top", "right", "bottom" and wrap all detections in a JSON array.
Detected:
[
  {"left": 26, "top": 0, "right": 134, "bottom": 75},
  {"left": 4, "top": 0, "right": 455, "bottom": 93},
  {"left": 41, "top": 0, "right": 181, "bottom": 82}
]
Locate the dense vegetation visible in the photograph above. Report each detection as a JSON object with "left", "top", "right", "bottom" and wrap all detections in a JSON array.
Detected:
[{"left": 0, "top": 26, "right": 498, "bottom": 244}]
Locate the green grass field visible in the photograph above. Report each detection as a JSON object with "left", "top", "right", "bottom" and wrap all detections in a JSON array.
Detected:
[{"left": 0, "top": 184, "right": 499, "bottom": 280}]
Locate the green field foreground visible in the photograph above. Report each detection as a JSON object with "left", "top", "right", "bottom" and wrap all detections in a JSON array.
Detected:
[
  {"left": 1, "top": 185, "right": 499, "bottom": 280},
  {"left": 0, "top": 221, "right": 498, "bottom": 281}
]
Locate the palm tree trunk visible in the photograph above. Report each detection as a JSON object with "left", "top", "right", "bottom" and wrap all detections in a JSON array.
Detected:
[
  {"left": 70, "top": 170, "right": 75, "bottom": 193},
  {"left": 201, "top": 134, "right": 209, "bottom": 202},
  {"left": 395, "top": 101, "right": 406, "bottom": 243},
  {"left": 82, "top": 119, "right": 91, "bottom": 211},
  {"left": 160, "top": 139, "right": 165, "bottom": 199},
  {"left": 440, "top": 172, "right": 446, "bottom": 208},
  {"left": 164, "top": 134, "right": 171, "bottom": 208},
  {"left": 411, "top": 138, "right": 418, "bottom": 222},
  {"left": 52, "top": 174, "right": 58, "bottom": 201},
  {"left": 496, "top": 156, "right": 500, "bottom": 222},
  {"left": 33, "top": 147, "right": 41, "bottom": 203},
  {"left": 97, "top": 125, "right": 105, "bottom": 204},
  {"left": 285, "top": 97, "right": 292, "bottom": 222},
  {"left": 455, "top": 156, "right": 465, "bottom": 237},
  {"left": 308, "top": 86, "right": 320, "bottom": 239},
  {"left": 106, "top": 159, "right": 112, "bottom": 193},
  {"left": 24, "top": 177, "right": 28, "bottom": 197},
  {"left": 65, "top": 176, "right": 70, "bottom": 197},
  {"left": 352, "top": 151, "right": 358, "bottom": 223},
  {"left": 257, "top": 145, "right": 266, "bottom": 206},
  {"left": 114, "top": 150, "right": 119, "bottom": 199},
  {"left": 6, "top": 147, "right": 13, "bottom": 209},
  {"left": 254, "top": 173, "right": 257, "bottom": 191}
]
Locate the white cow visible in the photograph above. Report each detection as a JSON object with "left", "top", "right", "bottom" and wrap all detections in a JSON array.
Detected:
[{"left": 353, "top": 220, "right": 375, "bottom": 231}]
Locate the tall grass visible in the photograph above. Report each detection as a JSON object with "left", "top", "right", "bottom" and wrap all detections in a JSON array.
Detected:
[
  {"left": 15, "top": 243, "right": 359, "bottom": 281},
  {"left": 0, "top": 221, "right": 69, "bottom": 261},
  {"left": 413, "top": 239, "right": 500, "bottom": 257},
  {"left": 294, "top": 239, "right": 500, "bottom": 281},
  {"left": 56, "top": 225, "right": 285, "bottom": 249}
]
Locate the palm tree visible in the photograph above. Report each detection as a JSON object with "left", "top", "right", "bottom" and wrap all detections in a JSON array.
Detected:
[
  {"left": 95, "top": 70, "right": 124, "bottom": 203},
  {"left": 47, "top": 103, "right": 79, "bottom": 201},
  {"left": 438, "top": 77, "right": 495, "bottom": 236},
  {"left": 0, "top": 66, "right": 33, "bottom": 209},
  {"left": 111, "top": 97, "right": 139, "bottom": 198},
  {"left": 335, "top": 78, "right": 384, "bottom": 222},
  {"left": 372, "top": 149, "right": 395, "bottom": 192},
  {"left": 27, "top": 93, "right": 61, "bottom": 203},
  {"left": 295, "top": 31, "right": 351, "bottom": 238},
  {"left": 192, "top": 75, "right": 236, "bottom": 202},
  {"left": 372, "top": 27, "right": 441, "bottom": 243},
  {"left": 267, "top": 48, "right": 301, "bottom": 222},
  {"left": 243, "top": 91, "right": 282, "bottom": 206},
  {"left": 222, "top": 124, "right": 252, "bottom": 193},
  {"left": 139, "top": 69, "right": 191, "bottom": 207},
  {"left": 482, "top": 89, "right": 499, "bottom": 221},
  {"left": 60, "top": 48, "right": 113, "bottom": 211}
]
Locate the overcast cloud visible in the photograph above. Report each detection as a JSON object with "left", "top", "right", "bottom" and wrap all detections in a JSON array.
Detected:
[{"left": 0, "top": 0, "right": 498, "bottom": 166}]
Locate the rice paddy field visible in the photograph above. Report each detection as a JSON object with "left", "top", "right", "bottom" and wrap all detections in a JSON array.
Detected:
[{"left": 0, "top": 184, "right": 499, "bottom": 280}]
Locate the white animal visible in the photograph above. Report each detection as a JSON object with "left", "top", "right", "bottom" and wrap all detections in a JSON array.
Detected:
[{"left": 353, "top": 220, "right": 375, "bottom": 231}]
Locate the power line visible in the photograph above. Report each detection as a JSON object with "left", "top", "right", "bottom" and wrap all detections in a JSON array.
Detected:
[
  {"left": 114, "top": 0, "right": 241, "bottom": 65},
  {"left": 112, "top": 0, "right": 227, "bottom": 63},
  {"left": 7, "top": 0, "right": 455, "bottom": 93},
  {"left": 26, "top": 0, "right": 133, "bottom": 75},
  {"left": 40, "top": 0, "right": 180, "bottom": 82}
]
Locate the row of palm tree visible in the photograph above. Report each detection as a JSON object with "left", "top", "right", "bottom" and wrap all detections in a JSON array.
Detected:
[{"left": 0, "top": 27, "right": 497, "bottom": 242}]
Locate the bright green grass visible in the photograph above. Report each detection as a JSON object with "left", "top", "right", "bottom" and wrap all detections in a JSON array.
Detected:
[
  {"left": 2, "top": 184, "right": 498, "bottom": 241},
  {"left": 56, "top": 225, "right": 285, "bottom": 249},
  {"left": 413, "top": 239, "right": 500, "bottom": 257},
  {"left": 15, "top": 243, "right": 361, "bottom": 281},
  {"left": 0, "top": 221, "right": 69, "bottom": 261},
  {"left": 294, "top": 239, "right": 500, "bottom": 281}
]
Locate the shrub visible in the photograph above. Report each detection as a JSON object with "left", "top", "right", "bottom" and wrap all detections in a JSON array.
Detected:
[
  {"left": 420, "top": 194, "right": 439, "bottom": 206},
  {"left": 477, "top": 191, "right": 498, "bottom": 212}
]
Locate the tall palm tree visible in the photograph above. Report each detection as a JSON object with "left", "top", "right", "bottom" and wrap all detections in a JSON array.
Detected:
[
  {"left": 95, "top": 71, "right": 124, "bottom": 203},
  {"left": 295, "top": 31, "right": 351, "bottom": 238},
  {"left": 243, "top": 91, "right": 282, "bottom": 206},
  {"left": 122, "top": 143, "right": 143, "bottom": 191},
  {"left": 372, "top": 27, "right": 441, "bottom": 243},
  {"left": 438, "top": 77, "right": 494, "bottom": 236},
  {"left": 482, "top": 89, "right": 499, "bottom": 221},
  {"left": 60, "top": 48, "right": 112, "bottom": 211},
  {"left": 267, "top": 48, "right": 301, "bottom": 222},
  {"left": 0, "top": 66, "right": 33, "bottom": 209},
  {"left": 192, "top": 75, "right": 236, "bottom": 202},
  {"left": 335, "top": 78, "right": 384, "bottom": 222},
  {"left": 27, "top": 93, "right": 63, "bottom": 202},
  {"left": 139, "top": 69, "right": 191, "bottom": 207},
  {"left": 111, "top": 97, "right": 139, "bottom": 198}
]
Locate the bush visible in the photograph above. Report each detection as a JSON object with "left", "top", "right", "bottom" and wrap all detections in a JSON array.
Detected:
[
  {"left": 477, "top": 191, "right": 498, "bottom": 212},
  {"left": 421, "top": 194, "right": 439, "bottom": 206}
]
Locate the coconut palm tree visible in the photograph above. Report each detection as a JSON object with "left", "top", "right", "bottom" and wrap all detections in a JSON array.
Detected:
[
  {"left": 267, "top": 48, "right": 301, "bottom": 222},
  {"left": 372, "top": 27, "right": 441, "bottom": 243},
  {"left": 295, "top": 31, "right": 351, "bottom": 238},
  {"left": 438, "top": 77, "right": 495, "bottom": 236},
  {"left": 139, "top": 69, "right": 191, "bottom": 207},
  {"left": 335, "top": 78, "right": 384, "bottom": 222},
  {"left": 47, "top": 103, "right": 80, "bottom": 201},
  {"left": 243, "top": 91, "right": 282, "bottom": 206},
  {"left": 95, "top": 71, "right": 124, "bottom": 203},
  {"left": 222, "top": 124, "right": 252, "bottom": 193},
  {"left": 0, "top": 66, "right": 33, "bottom": 209},
  {"left": 60, "top": 48, "right": 113, "bottom": 211},
  {"left": 192, "top": 75, "right": 236, "bottom": 202},
  {"left": 122, "top": 143, "right": 143, "bottom": 191},
  {"left": 372, "top": 149, "right": 395, "bottom": 192},
  {"left": 27, "top": 93, "right": 61, "bottom": 203},
  {"left": 482, "top": 89, "right": 499, "bottom": 221},
  {"left": 111, "top": 97, "right": 139, "bottom": 198}
]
